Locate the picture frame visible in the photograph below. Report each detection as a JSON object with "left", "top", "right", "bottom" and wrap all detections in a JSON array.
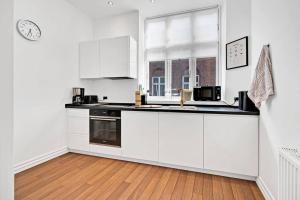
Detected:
[{"left": 226, "top": 36, "right": 249, "bottom": 70}]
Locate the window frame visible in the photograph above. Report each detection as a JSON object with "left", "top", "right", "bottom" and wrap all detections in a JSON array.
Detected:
[
  {"left": 151, "top": 76, "right": 165, "bottom": 96},
  {"left": 182, "top": 75, "right": 190, "bottom": 89},
  {"left": 145, "top": 6, "right": 221, "bottom": 101}
]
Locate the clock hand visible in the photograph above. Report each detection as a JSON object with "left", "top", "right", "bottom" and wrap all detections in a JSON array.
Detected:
[{"left": 27, "top": 29, "right": 32, "bottom": 37}]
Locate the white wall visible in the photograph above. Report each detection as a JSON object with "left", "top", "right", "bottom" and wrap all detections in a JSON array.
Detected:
[
  {"left": 0, "top": 0, "right": 14, "bottom": 198},
  {"left": 90, "top": 4, "right": 251, "bottom": 103},
  {"left": 252, "top": 0, "right": 300, "bottom": 199},
  {"left": 224, "top": 0, "right": 251, "bottom": 102},
  {"left": 14, "top": 0, "right": 94, "bottom": 166},
  {"left": 90, "top": 11, "right": 141, "bottom": 103}
]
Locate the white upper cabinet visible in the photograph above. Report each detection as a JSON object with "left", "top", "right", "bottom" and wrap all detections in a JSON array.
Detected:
[
  {"left": 79, "top": 41, "right": 101, "bottom": 79},
  {"left": 159, "top": 112, "right": 204, "bottom": 168},
  {"left": 100, "top": 36, "right": 137, "bottom": 79},
  {"left": 79, "top": 36, "right": 137, "bottom": 79},
  {"left": 204, "top": 114, "right": 258, "bottom": 176}
]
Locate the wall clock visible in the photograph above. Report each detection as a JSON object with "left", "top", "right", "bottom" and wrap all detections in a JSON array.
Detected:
[{"left": 17, "top": 20, "right": 41, "bottom": 41}]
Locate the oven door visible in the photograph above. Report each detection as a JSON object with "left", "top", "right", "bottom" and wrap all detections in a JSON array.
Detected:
[{"left": 89, "top": 116, "right": 121, "bottom": 147}]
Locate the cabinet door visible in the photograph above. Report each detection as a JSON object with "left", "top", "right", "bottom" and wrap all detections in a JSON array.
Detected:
[
  {"left": 204, "top": 114, "right": 258, "bottom": 176},
  {"left": 68, "top": 134, "right": 90, "bottom": 152},
  {"left": 99, "top": 36, "right": 132, "bottom": 78},
  {"left": 129, "top": 37, "right": 137, "bottom": 78},
  {"left": 67, "top": 109, "right": 90, "bottom": 151},
  {"left": 68, "top": 116, "right": 89, "bottom": 135},
  {"left": 122, "top": 111, "right": 159, "bottom": 161},
  {"left": 79, "top": 41, "right": 100, "bottom": 79},
  {"left": 159, "top": 113, "right": 204, "bottom": 168}
]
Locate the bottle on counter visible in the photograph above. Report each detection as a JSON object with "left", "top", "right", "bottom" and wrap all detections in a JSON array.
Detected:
[
  {"left": 135, "top": 91, "right": 142, "bottom": 107},
  {"left": 135, "top": 84, "right": 147, "bottom": 107}
]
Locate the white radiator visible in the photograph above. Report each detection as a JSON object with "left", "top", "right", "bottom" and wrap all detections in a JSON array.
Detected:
[{"left": 279, "top": 147, "right": 300, "bottom": 200}]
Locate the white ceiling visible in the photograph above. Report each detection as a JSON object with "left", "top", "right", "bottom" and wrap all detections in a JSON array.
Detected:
[{"left": 67, "top": 0, "right": 220, "bottom": 19}]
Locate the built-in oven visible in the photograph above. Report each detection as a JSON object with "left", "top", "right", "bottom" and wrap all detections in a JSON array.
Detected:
[{"left": 89, "top": 109, "right": 121, "bottom": 147}]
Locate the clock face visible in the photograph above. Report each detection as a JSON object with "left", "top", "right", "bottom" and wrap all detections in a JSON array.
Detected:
[{"left": 17, "top": 20, "right": 41, "bottom": 41}]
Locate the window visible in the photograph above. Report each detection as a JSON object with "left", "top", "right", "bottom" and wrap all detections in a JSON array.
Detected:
[
  {"left": 172, "top": 59, "right": 189, "bottom": 96},
  {"left": 145, "top": 7, "right": 219, "bottom": 99},
  {"left": 149, "top": 61, "right": 165, "bottom": 96},
  {"left": 152, "top": 77, "right": 165, "bottom": 96},
  {"left": 182, "top": 75, "right": 190, "bottom": 89},
  {"left": 196, "top": 57, "right": 216, "bottom": 86}
]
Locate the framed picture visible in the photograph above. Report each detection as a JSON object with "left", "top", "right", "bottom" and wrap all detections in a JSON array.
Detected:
[{"left": 226, "top": 36, "right": 248, "bottom": 70}]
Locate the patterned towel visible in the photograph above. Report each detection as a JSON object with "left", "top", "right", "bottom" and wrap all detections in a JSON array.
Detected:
[{"left": 248, "top": 45, "right": 275, "bottom": 108}]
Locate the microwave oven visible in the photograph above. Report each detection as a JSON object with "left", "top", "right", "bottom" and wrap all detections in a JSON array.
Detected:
[{"left": 193, "top": 86, "right": 221, "bottom": 101}]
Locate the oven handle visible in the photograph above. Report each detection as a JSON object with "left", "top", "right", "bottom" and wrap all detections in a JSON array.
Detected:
[{"left": 90, "top": 116, "right": 120, "bottom": 121}]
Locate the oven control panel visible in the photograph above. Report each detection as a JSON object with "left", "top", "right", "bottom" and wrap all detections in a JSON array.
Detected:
[{"left": 90, "top": 109, "right": 121, "bottom": 117}]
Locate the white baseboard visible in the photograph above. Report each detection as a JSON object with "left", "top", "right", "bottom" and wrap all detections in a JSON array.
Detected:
[
  {"left": 256, "top": 176, "right": 276, "bottom": 200},
  {"left": 70, "top": 149, "right": 256, "bottom": 181},
  {"left": 14, "top": 146, "right": 257, "bottom": 182},
  {"left": 14, "top": 146, "right": 68, "bottom": 174}
]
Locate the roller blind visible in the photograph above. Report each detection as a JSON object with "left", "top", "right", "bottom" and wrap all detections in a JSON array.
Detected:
[{"left": 145, "top": 7, "right": 219, "bottom": 61}]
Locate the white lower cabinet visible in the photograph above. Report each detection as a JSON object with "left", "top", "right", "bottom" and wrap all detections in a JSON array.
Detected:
[
  {"left": 66, "top": 108, "right": 259, "bottom": 179},
  {"left": 203, "top": 114, "right": 258, "bottom": 176},
  {"left": 158, "top": 113, "right": 204, "bottom": 168},
  {"left": 67, "top": 109, "right": 90, "bottom": 152},
  {"left": 122, "top": 111, "right": 159, "bottom": 161},
  {"left": 68, "top": 134, "right": 90, "bottom": 152}
]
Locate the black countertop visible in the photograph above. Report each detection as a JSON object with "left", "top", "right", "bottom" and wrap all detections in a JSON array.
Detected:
[{"left": 65, "top": 103, "right": 259, "bottom": 116}]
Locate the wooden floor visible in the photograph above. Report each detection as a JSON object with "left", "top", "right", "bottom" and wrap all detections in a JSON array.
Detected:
[{"left": 15, "top": 153, "right": 264, "bottom": 200}]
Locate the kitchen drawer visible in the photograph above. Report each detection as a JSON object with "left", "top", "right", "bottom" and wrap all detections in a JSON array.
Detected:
[
  {"left": 67, "top": 108, "right": 89, "bottom": 118},
  {"left": 90, "top": 144, "right": 122, "bottom": 156}
]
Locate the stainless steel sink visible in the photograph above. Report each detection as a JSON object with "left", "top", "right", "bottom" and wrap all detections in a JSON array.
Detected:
[{"left": 167, "top": 105, "right": 198, "bottom": 110}]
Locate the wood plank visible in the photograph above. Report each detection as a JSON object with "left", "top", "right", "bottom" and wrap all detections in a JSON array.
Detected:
[
  {"left": 136, "top": 167, "right": 164, "bottom": 200},
  {"left": 127, "top": 166, "right": 160, "bottom": 199},
  {"left": 221, "top": 177, "right": 235, "bottom": 200},
  {"left": 85, "top": 162, "right": 139, "bottom": 199},
  {"left": 104, "top": 164, "right": 152, "bottom": 200},
  {"left": 159, "top": 169, "right": 180, "bottom": 200},
  {"left": 202, "top": 173, "right": 213, "bottom": 200},
  {"left": 15, "top": 153, "right": 75, "bottom": 189},
  {"left": 39, "top": 157, "right": 111, "bottom": 200},
  {"left": 106, "top": 181, "right": 131, "bottom": 200},
  {"left": 171, "top": 170, "right": 187, "bottom": 200},
  {"left": 149, "top": 168, "right": 172, "bottom": 200},
  {"left": 212, "top": 176, "right": 224, "bottom": 200},
  {"left": 181, "top": 171, "right": 195, "bottom": 200},
  {"left": 230, "top": 178, "right": 255, "bottom": 200},
  {"left": 239, "top": 180, "right": 256, "bottom": 200},
  {"left": 15, "top": 154, "right": 87, "bottom": 199},
  {"left": 15, "top": 153, "right": 264, "bottom": 200},
  {"left": 73, "top": 161, "right": 127, "bottom": 200},
  {"left": 249, "top": 182, "right": 265, "bottom": 200},
  {"left": 192, "top": 172, "right": 203, "bottom": 200},
  {"left": 63, "top": 184, "right": 91, "bottom": 200}
]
